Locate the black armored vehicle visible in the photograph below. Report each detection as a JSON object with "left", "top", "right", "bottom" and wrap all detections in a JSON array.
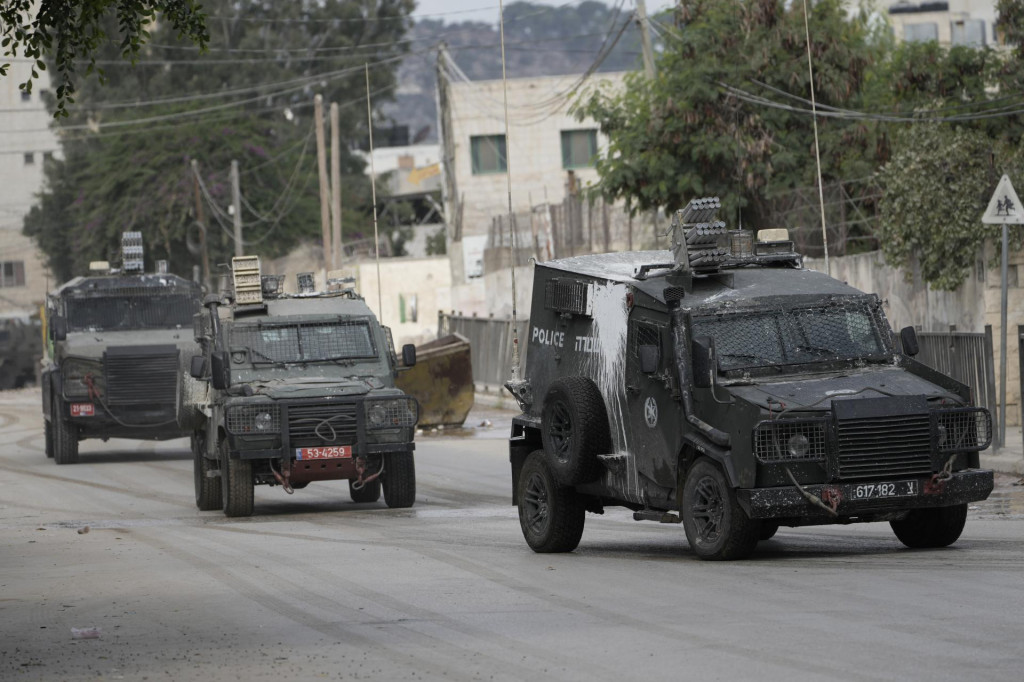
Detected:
[
  {"left": 507, "top": 198, "right": 993, "bottom": 560},
  {"left": 41, "top": 233, "right": 203, "bottom": 464},
  {"left": 185, "top": 257, "right": 419, "bottom": 517}
]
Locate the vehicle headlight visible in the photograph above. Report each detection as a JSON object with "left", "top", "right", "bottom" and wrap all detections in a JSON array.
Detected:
[
  {"left": 753, "top": 419, "right": 826, "bottom": 463},
  {"left": 61, "top": 358, "right": 103, "bottom": 399},
  {"left": 226, "top": 404, "right": 280, "bottom": 434},
  {"left": 364, "top": 397, "right": 418, "bottom": 429},
  {"left": 787, "top": 433, "right": 809, "bottom": 458}
]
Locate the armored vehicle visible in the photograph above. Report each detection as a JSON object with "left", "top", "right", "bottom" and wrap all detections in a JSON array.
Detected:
[
  {"left": 186, "top": 257, "right": 419, "bottom": 517},
  {"left": 507, "top": 198, "right": 993, "bottom": 560},
  {"left": 41, "top": 233, "right": 203, "bottom": 464}
]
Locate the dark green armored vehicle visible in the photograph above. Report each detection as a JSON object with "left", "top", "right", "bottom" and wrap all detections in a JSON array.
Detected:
[
  {"left": 41, "top": 233, "right": 203, "bottom": 464},
  {"left": 186, "top": 257, "right": 419, "bottom": 517},
  {"left": 507, "top": 198, "right": 993, "bottom": 560}
]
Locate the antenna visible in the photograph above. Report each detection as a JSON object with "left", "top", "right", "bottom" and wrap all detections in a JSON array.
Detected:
[
  {"left": 365, "top": 63, "right": 384, "bottom": 322},
  {"left": 499, "top": 0, "right": 521, "bottom": 382},
  {"left": 802, "top": 0, "right": 829, "bottom": 276}
]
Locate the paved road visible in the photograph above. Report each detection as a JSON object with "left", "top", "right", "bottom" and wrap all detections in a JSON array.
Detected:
[{"left": 2, "top": 387, "right": 1023, "bottom": 681}]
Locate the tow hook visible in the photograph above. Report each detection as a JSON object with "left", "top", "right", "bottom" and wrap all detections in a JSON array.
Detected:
[
  {"left": 270, "top": 459, "right": 294, "bottom": 494},
  {"left": 924, "top": 455, "right": 956, "bottom": 495},
  {"left": 785, "top": 468, "right": 839, "bottom": 517}
]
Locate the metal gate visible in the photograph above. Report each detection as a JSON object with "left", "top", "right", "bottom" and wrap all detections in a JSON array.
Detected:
[
  {"left": 917, "top": 326, "right": 1000, "bottom": 448},
  {"left": 438, "top": 312, "right": 528, "bottom": 389}
]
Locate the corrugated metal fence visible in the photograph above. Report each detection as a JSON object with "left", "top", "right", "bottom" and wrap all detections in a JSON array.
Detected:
[
  {"left": 917, "top": 326, "right": 1000, "bottom": 448},
  {"left": 438, "top": 312, "right": 528, "bottom": 389}
]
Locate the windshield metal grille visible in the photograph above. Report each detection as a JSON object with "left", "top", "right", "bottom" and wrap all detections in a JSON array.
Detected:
[
  {"left": 835, "top": 413, "right": 933, "bottom": 480},
  {"left": 288, "top": 403, "right": 358, "bottom": 447},
  {"left": 692, "top": 299, "right": 890, "bottom": 372},
  {"left": 67, "top": 293, "right": 198, "bottom": 331},
  {"left": 231, "top": 320, "right": 376, "bottom": 364}
]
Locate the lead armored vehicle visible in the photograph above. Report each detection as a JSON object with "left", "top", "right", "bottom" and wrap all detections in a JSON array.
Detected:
[
  {"left": 507, "top": 198, "right": 993, "bottom": 560},
  {"left": 41, "top": 233, "right": 203, "bottom": 464},
  {"left": 186, "top": 257, "right": 419, "bottom": 517}
]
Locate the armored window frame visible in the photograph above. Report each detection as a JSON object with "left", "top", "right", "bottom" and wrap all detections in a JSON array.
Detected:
[{"left": 544, "top": 279, "right": 591, "bottom": 317}]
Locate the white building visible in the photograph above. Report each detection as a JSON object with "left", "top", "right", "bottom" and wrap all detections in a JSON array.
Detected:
[
  {"left": 0, "top": 61, "right": 57, "bottom": 317},
  {"left": 882, "top": 1, "right": 999, "bottom": 46}
]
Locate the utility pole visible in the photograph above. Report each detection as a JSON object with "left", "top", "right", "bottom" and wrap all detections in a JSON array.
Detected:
[
  {"left": 190, "top": 159, "right": 211, "bottom": 290},
  {"left": 314, "top": 94, "right": 331, "bottom": 271},
  {"left": 330, "top": 101, "right": 342, "bottom": 270},
  {"left": 636, "top": 0, "right": 656, "bottom": 79},
  {"left": 230, "top": 159, "right": 243, "bottom": 258}
]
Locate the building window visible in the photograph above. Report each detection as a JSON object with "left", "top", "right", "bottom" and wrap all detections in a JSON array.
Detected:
[
  {"left": 23, "top": 152, "right": 34, "bottom": 165},
  {"left": 470, "top": 135, "right": 507, "bottom": 174},
  {"left": 0, "top": 261, "right": 26, "bottom": 288},
  {"left": 43, "top": 151, "right": 53, "bottom": 162},
  {"left": 561, "top": 129, "right": 598, "bottom": 169},
  {"left": 904, "top": 22, "right": 938, "bottom": 42},
  {"left": 952, "top": 19, "right": 985, "bottom": 46}
]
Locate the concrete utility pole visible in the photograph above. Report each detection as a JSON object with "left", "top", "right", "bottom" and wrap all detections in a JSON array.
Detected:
[
  {"left": 636, "top": 0, "right": 656, "bottom": 79},
  {"left": 330, "top": 101, "right": 342, "bottom": 270},
  {"left": 190, "top": 159, "right": 211, "bottom": 289},
  {"left": 230, "top": 160, "right": 243, "bottom": 258},
  {"left": 314, "top": 94, "right": 331, "bottom": 270}
]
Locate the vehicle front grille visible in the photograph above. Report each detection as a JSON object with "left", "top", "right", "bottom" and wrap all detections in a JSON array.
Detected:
[
  {"left": 104, "top": 347, "right": 179, "bottom": 405},
  {"left": 287, "top": 402, "right": 358, "bottom": 448},
  {"left": 835, "top": 413, "right": 933, "bottom": 480}
]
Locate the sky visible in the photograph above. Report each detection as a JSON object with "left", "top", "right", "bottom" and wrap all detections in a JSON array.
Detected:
[{"left": 410, "top": 0, "right": 677, "bottom": 25}]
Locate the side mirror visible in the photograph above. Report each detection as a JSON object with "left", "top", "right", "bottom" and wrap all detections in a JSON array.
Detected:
[
  {"left": 692, "top": 336, "right": 716, "bottom": 389},
  {"left": 210, "top": 350, "right": 231, "bottom": 390},
  {"left": 899, "top": 326, "right": 920, "bottom": 357},
  {"left": 401, "top": 343, "right": 417, "bottom": 368},
  {"left": 189, "top": 354, "right": 207, "bottom": 379},
  {"left": 51, "top": 316, "right": 67, "bottom": 341},
  {"left": 639, "top": 344, "right": 659, "bottom": 374}
]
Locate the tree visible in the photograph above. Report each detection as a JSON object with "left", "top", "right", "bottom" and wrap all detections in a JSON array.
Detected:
[
  {"left": 573, "top": 0, "right": 884, "bottom": 229},
  {"left": 0, "top": 0, "right": 208, "bottom": 116}
]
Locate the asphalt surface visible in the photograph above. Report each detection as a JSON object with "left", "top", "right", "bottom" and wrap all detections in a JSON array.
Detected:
[{"left": 2, "top": 387, "right": 1024, "bottom": 681}]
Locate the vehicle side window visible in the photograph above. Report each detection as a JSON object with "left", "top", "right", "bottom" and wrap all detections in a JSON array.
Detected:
[{"left": 628, "top": 322, "right": 661, "bottom": 372}]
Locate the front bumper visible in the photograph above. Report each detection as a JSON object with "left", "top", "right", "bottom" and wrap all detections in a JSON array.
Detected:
[{"left": 737, "top": 469, "right": 994, "bottom": 521}]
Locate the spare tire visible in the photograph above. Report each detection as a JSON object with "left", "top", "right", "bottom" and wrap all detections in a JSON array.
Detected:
[{"left": 541, "top": 376, "right": 610, "bottom": 485}]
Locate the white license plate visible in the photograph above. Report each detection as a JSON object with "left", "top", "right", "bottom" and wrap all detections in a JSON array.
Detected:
[
  {"left": 852, "top": 480, "right": 918, "bottom": 500},
  {"left": 295, "top": 446, "right": 352, "bottom": 460}
]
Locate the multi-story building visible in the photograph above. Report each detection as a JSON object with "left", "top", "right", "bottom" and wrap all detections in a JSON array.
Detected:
[
  {"left": 883, "top": 1, "right": 999, "bottom": 46},
  {"left": 0, "top": 61, "right": 57, "bottom": 318}
]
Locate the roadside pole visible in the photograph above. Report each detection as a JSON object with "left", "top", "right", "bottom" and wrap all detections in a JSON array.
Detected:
[
  {"left": 981, "top": 174, "right": 1023, "bottom": 451},
  {"left": 230, "top": 160, "right": 243, "bottom": 258},
  {"left": 314, "top": 94, "right": 331, "bottom": 275},
  {"left": 330, "top": 102, "right": 342, "bottom": 269},
  {"left": 636, "top": 0, "right": 656, "bottom": 79}
]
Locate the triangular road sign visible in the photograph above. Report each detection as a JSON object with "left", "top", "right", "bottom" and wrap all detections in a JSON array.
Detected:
[{"left": 982, "top": 174, "right": 1024, "bottom": 224}]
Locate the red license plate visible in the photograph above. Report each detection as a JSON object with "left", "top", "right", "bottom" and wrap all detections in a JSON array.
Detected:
[
  {"left": 70, "top": 403, "right": 95, "bottom": 417},
  {"left": 295, "top": 446, "right": 352, "bottom": 460}
]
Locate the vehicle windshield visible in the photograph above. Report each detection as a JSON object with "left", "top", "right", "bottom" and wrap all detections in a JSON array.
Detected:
[
  {"left": 690, "top": 299, "right": 891, "bottom": 372},
  {"left": 65, "top": 293, "right": 197, "bottom": 331},
  {"left": 230, "top": 319, "right": 378, "bottom": 364}
]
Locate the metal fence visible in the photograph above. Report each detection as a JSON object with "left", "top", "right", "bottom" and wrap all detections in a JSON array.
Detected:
[
  {"left": 917, "top": 326, "right": 1000, "bottom": 448},
  {"left": 438, "top": 312, "right": 528, "bottom": 389}
]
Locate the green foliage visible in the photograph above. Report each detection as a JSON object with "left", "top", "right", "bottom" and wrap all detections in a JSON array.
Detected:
[
  {"left": 425, "top": 227, "right": 447, "bottom": 256},
  {"left": 22, "top": 0, "right": 414, "bottom": 282},
  {"left": 877, "top": 123, "right": 1024, "bottom": 290},
  {"left": 574, "top": 0, "right": 883, "bottom": 227},
  {"left": 0, "top": 0, "right": 208, "bottom": 116},
  {"left": 997, "top": 0, "right": 1024, "bottom": 56}
]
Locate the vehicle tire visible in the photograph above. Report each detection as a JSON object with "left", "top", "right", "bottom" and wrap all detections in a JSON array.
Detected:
[
  {"left": 540, "top": 377, "right": 610, "bottom": 486},
  {"left": 52, "top": 396, "right": 80, "bottom": 465},
  {"left": 518, "top": 450, "right": 585, "bottom": 553},
  {"left": 349, "top": 478, "right": 382, "bottom": 503},
  {"left": 758, "top": 522, "right": 780, "bottom": 542},
  {"left": 682, "top": 458, "right": 759, "bottom": 560},
  {"left": 220, "top": 439, "right": 254, "bottom": 517},
  {"left": 890, "top": 504, "right": 968, "bottom": 549},
  {"left": 193, "top": 431, "right": 222, "bottom": 511},
  {"left": 44, "top": 414, "right": 54, "bottom": 458},
  {"left": 382, "top": 451, "right": 416, "bottom": 509}
]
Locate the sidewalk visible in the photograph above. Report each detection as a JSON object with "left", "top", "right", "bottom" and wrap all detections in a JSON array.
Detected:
[{"left": 474, "top": 389, "right": 1024, "bottom": 476}]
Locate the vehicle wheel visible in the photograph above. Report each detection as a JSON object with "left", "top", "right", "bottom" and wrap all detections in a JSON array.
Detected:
[
  {"left": 890, "top": 504, "right": 968, "bottom": 549},
  {"left": 52, "top": 396, "right": 79, "bottom": 465},
  {"left": 682, "top": 458, "right": 758, "bottom": 560},
  {"left": 193, "top": 432, "right": 222, "bottom": 511},
  {"left": 220, "top": 439, "right": 254, "bottom": 517},
  {"left": 44, "top": 414, "right": 54, "bottom": 458},
  {"left": 517, "top": 450, "right": 585, "bottom": 553},
  {"left": 758, "top": 522, "right": 780, "bottom": 542},
  {"left": 540, "top": 377, "right": 610, "bottom": 486},
  {"left": 382, "top": 451, "right": 416, "bottom": 508},
  {"left": 349, "top": 478, "right": 382, "bottom": 503}
]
